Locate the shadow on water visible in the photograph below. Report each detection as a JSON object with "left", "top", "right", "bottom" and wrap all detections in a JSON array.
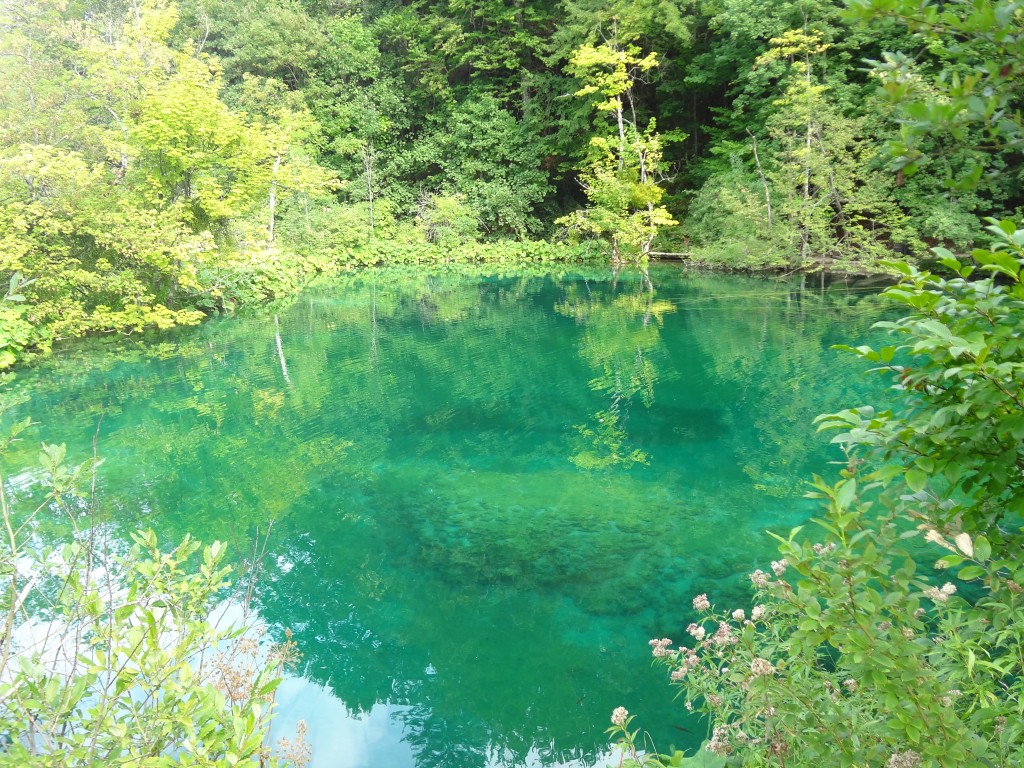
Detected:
[{"left": 4, "top": 264, "right": 895, "bottom": 768}]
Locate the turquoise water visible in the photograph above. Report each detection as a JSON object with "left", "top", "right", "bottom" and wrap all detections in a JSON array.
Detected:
[{"left": 8, "top": 265, "right": 892, "bottom": 767}]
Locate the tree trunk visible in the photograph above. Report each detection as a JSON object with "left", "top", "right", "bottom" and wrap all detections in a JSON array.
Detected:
[
  {"left": 748, "top": 130, "right": 773, "bottom": 229},
  {"left": 361, "top": 143, "right": 375, "bottom": 240},
  {"left": 267, "top": 154, "right": 282, "bottom": 243}
]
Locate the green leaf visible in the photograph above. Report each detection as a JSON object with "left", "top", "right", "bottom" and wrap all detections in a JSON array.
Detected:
[
  {"left": 957, "top": 565, "right": 986, "bottom": 581},
  {"left": 936, "top": 554, "right": 964, "bottom": 568},
  {"left": 973, "top": 535, "right": 992, "bottom": 562},
  {"left": 905, "top": 468, "right": 928, "bottom": 493},
  {"left": 836, "top": 478, "right": 857, "bottom": 509}
]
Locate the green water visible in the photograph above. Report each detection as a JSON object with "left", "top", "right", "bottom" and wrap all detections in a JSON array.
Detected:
[{"left": 9, "top": 265, "right": 892, "bottom": 768}]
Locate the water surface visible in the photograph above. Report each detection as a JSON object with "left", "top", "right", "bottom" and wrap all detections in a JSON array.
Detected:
[{"left": 10, "top": 265, "right": 892, "bottom": 767}]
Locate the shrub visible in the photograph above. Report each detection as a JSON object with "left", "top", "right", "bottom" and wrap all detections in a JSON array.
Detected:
[
  {"left": 616, "top": 221, "right": 1024, "bottom": 767},
  {"left": 0, "top": 417, "right": 304, "bottom": 767}
]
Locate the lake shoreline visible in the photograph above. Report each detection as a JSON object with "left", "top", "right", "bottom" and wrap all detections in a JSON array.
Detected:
[{"left": 4, "top": 242, "right": 902, "bottom": 377}]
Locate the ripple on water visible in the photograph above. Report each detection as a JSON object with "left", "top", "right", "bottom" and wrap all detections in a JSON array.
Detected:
[{"left": 6, "top": 265, "right": 893, "bottom": 768}]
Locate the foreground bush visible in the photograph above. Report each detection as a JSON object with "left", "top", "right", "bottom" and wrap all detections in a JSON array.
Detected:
[
  {"left": 615, "top": 222, "right": 1024, "bottom": 767},
  {"left": 0, "top": 422, "right": 303, "bottom": 766}
]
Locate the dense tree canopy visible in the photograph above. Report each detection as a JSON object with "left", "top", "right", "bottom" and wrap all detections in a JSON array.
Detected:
[{"left": 1, "top": 0, "right": 1021, "bottom": 367}]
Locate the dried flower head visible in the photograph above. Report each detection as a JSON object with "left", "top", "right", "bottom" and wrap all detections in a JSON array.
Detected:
[
  {"left": 687, "top": 623, "right": 706, "bottom": 641},
  {"left": 750, "top": 657, "right": 775, "bottom": 677},
  {"left": 275, "top": 720, "right": 312, "bottom": 768},
  {"left": 924, "top": 582, "right": 957, "bottom": 603},
  {"left": 706, "top": 725, "right": 731, "bottom": 756},
  {"left": 611, "top": 706, "right": 629, "bottom": 727},
  {"left": 711, "top": 622, "right": 738, "bottom": 646},
  {"left": 751, "top": 604, "right": 766, "bottom": 621},
  {"left": 771, "top": 559, "right": 787, "bottom": 577},
  {"left": 887, "top": 750, "right": 922, "bottom": 768},
  {"left": 750, "top": 570, "right": 770, "bottom": 588},
  {"left": 731, "top": 609, "right": 745, "bottom": 621},
  {"left": 693, "top": 594, "right": 711, "bottom": 611},
  {"left": 649, "top": 637, "right": 673, "bottom": 657}
]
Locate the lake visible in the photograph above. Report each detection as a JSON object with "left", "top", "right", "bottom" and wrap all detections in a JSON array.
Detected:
[{"left": 7, "top": 264, "right": 893, "bottom": 767}]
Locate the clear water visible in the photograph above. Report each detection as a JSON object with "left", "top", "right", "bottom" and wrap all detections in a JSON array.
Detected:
[{"left": 8, "top": 264, "right": 893, "bottom": 768}]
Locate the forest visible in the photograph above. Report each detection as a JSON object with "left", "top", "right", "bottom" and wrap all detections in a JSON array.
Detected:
[
  {"left": 1, "top": 1, "right": 1024, "bottom": 767},
  {"left": 3, "top": 0, "right": 1022, "bottom": 368}
]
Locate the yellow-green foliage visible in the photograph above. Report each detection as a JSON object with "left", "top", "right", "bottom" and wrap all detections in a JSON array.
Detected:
[
  {"left": 0, "top": 0, "right": 329, "bottom": 368},
  {"left": 558, "top": 39, "right": 678, "bottom": 261}
]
